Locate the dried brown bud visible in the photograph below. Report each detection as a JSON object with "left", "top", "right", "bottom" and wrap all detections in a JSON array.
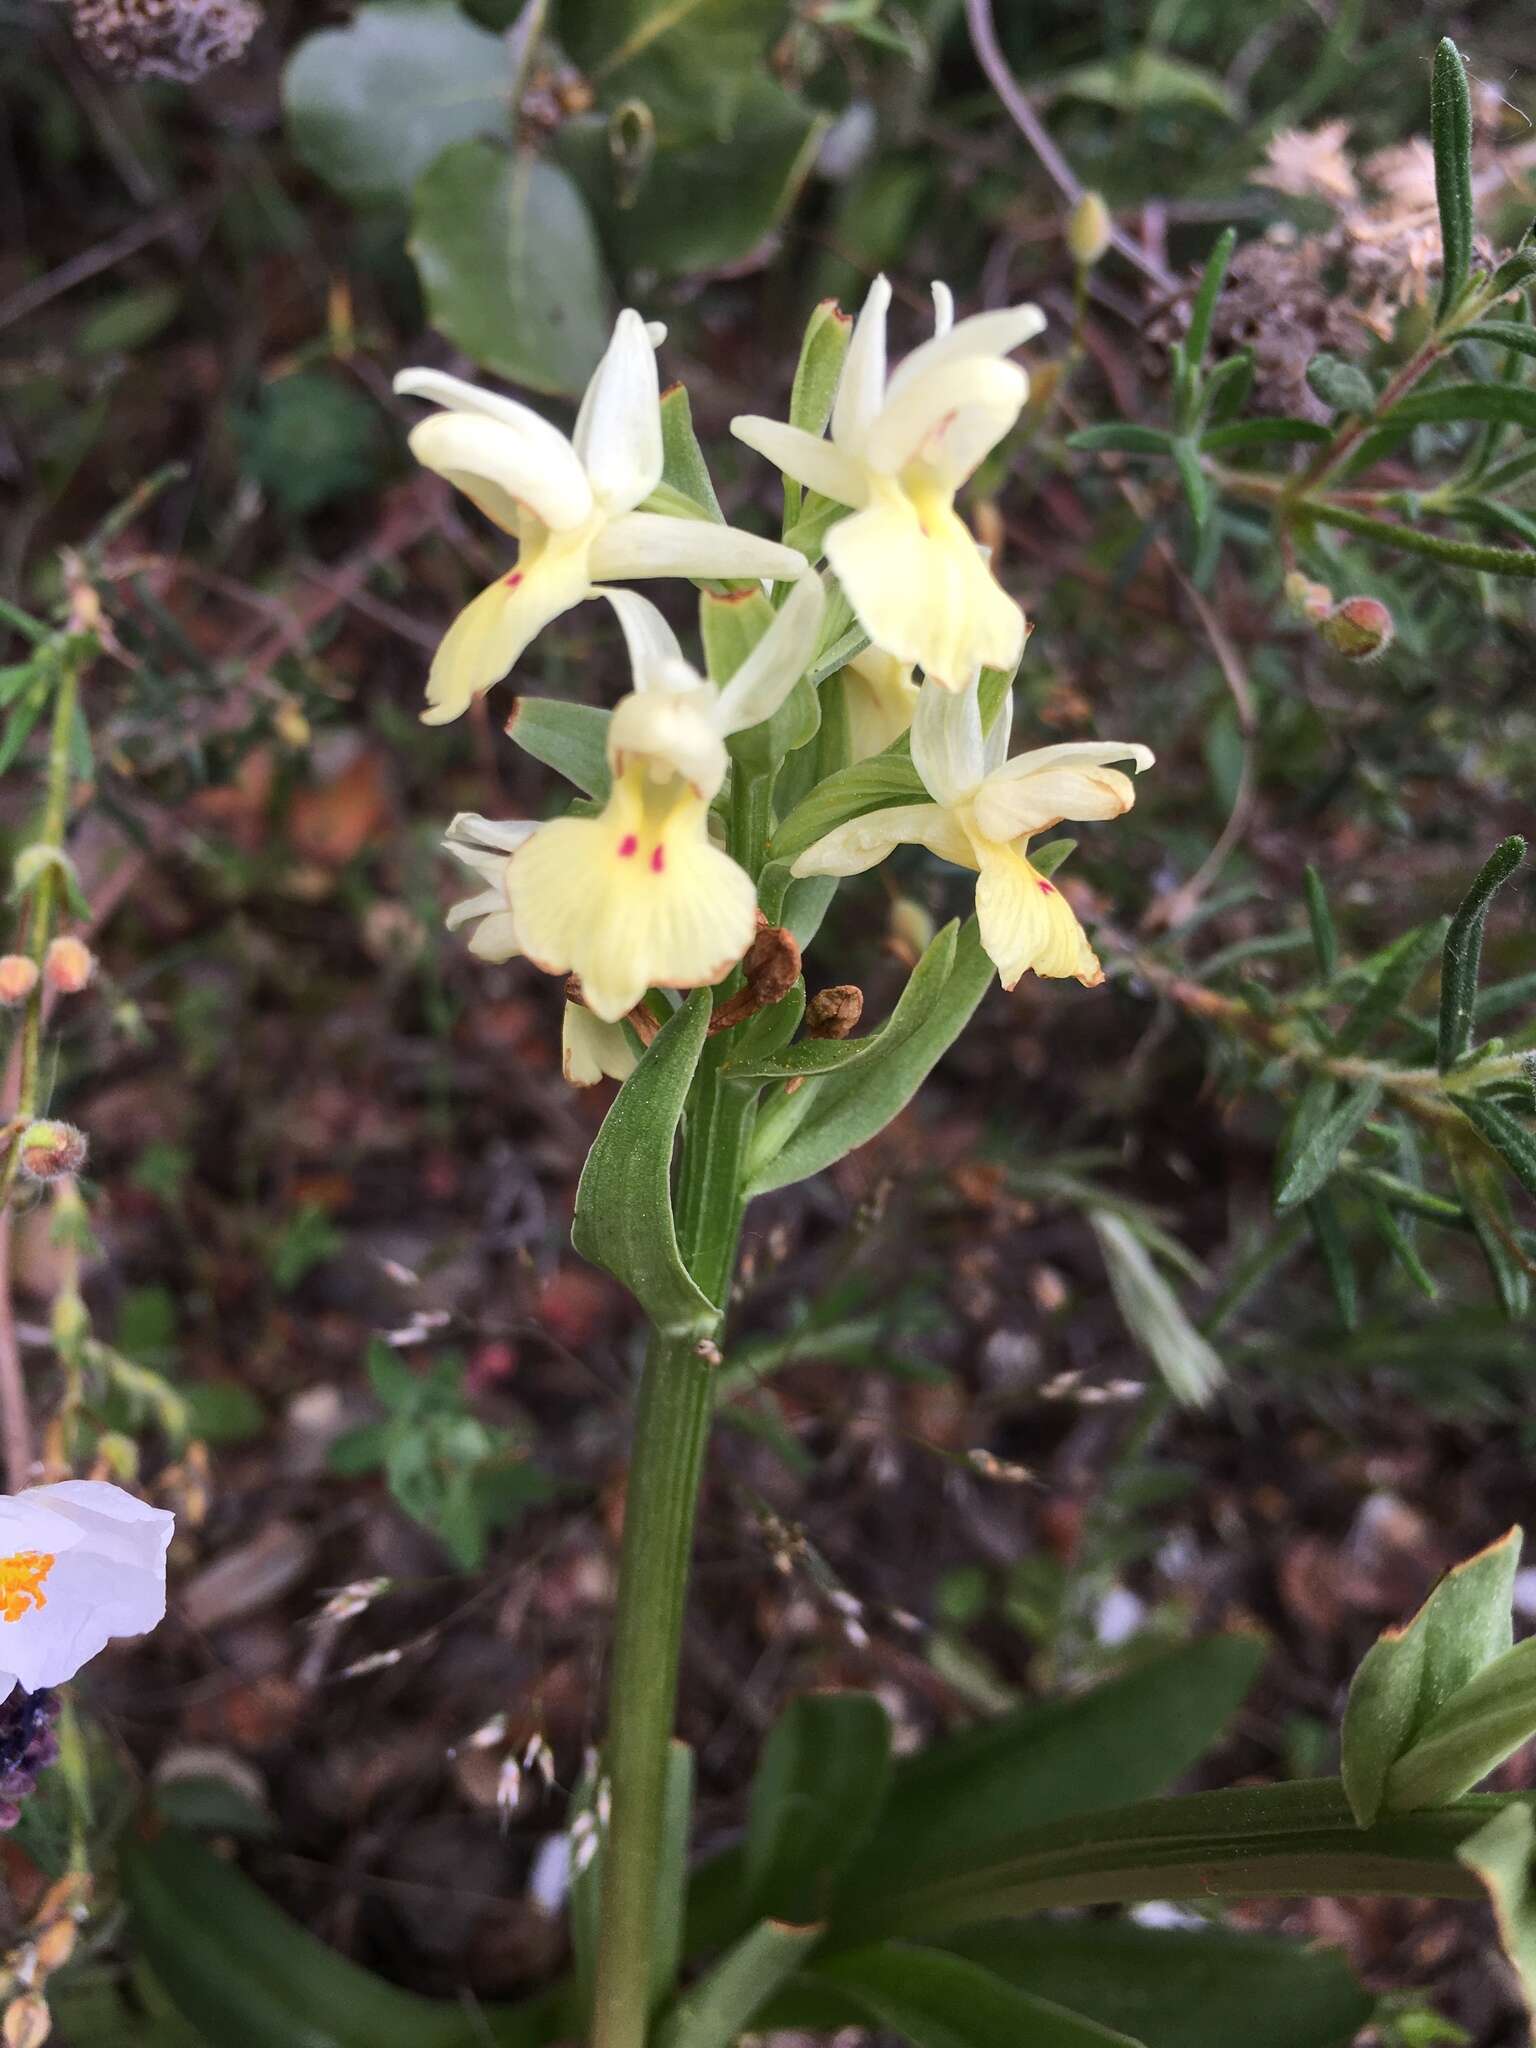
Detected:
[
  {"left": 68, "top": 0, "right": 262, "bottom": 82},
  {"left": 0, "top": 959, "right": 38, "bottom": 1009},
  {"left": 708, "top": 923, "right": 802, "bottom": 1035},
  {"left": 1320, "top": 595, "right": 1394, "bottom": 661},
  {"left": 16, "top": 1123, "right": 88, "bottom": 1184},
  {"left": 42, "top": 938, "right": 93, "bottom": 997},
  {"left": 805, "top": 985, "right": 863, "bottom": 1040}
]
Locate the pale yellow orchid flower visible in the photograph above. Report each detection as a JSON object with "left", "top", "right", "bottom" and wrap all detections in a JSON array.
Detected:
[
  {"left": 561, "top": 1004, "right": 638, "bottom": 1088},
  {"left": 732, "top": 278, "right": 1043, "bottom": 690},
  {"left": 792, "top": 675, "right": 1151, "bottom": 989},
  {"left": 397, "top": 311, "right": 806, "bottom": 725},
  {"left": 505, "top": 577, "right": 825, "bottom": 1023},
  {"left": 442, "top": 812, "right": 536, "bottom": 962}
]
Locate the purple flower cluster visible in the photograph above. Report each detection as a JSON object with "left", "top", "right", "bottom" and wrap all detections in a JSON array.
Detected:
[{"left": 0, "top": 1689, "right": 61, "bottom": 1829}]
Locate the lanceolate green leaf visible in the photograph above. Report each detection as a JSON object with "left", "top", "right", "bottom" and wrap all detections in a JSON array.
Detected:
[
  {"left": 826, "top": 1779, "right": 1492, "bottom": 1948},
  {"left": 770, "top": 750, "right": 925, "bottom": 867},
  {"left": 658, "top": 1920, "right": 824, "bottom": 2048},
  {"left": 725, "top": 924, "right": 957, "bottom": 1085},
  {"left": 658, "top": 385, "right": 725, "bottom": 521},
  {"left": 1455, "top": 1093, "right": 1536, "bottom": 1200},
  {"left": 745, "top": 919, "right": 994, "bottom": 1196},
  {"left": 1459, "top": 320, "right": 1536, "bottom": 361},
  {"left": 1332, "top": 920, "right": 1446, "bottom": 1053},
  {"left": 802, "top": 1943, "right": 1146, "bottom": 2048},
  {"left": 555, "top": 0, "right": 786, "bottom": 146},
  {"left": 941, "top": 1921, "right": 1373, "bottom": 2048},
  {"left": 573, "top": 991, "right": 719, "bottom": 1336},
  {"left": 1458, "top": 1804, "right": 1536, "bottom": 2015},
  {"left": 1305, "top": 501, "right": 1536, "bottom": 577},
  {"left": 123, "top": 1828, "right": 515, "bottom": 2048},
  {"left": 1089, "top": 1209, "right": 1225, "bottom": 1406},
  {"left": 1303, "top": 864, "right": 1338, "bottom": 978},
  {"left": 744, "top": 1692, "right": 892, "bottom": 1923},
  {"left": 841, "top": 1636, "right": 1265, "bottom": 1890},
  {"left": 1274, "top": 1080, "right": 1383, "bottom": 1211},
  {"left": 1430, "top": 37, "right": 1475, "bottom": 322},
  {"left": 1340, "top": 1526, "right": 1520, "bottom": 1827},
  {"left": 1198, "top": 418, "right": 1331, "bottom": 450},
  {"left": 411, "top": 144, "right": 612, "bottom": 397},
  {"left": 1450, "top": 1145, "right": 1532, "bottom": 1318},
  {"left": 507, "top": 698, "right": 612, "bottom": 798},
  {"left": 1438, "top": 835, "right": 1525, "bottom": 1071},
  {"left": 1386, "top": 1635, "right": 1536, "bottom": 1810},
  {"left": 1389, "top": 383, "right": 1536, "bottom": 433},
  {"left": 1068, "top": 424, "right": 1175, "bottom": 455}
]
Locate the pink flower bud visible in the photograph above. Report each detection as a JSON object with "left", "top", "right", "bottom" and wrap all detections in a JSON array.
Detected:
[
  {"left": 1320, "top": 595, "right": 1394, "bottom": 661},
  {"left": 0, "top": 958, "right": 38, "bottom": 1008},
  {"left": 43, "top": 937, "right": 94, "bottom": 995}
]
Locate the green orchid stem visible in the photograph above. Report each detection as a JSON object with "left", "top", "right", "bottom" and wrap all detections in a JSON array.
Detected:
[{"left": 590, "top": 1045, "right": 755, "bottom": 2048}]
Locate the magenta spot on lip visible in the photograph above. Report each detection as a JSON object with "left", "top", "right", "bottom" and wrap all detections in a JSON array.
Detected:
[
  {"left": 1038, "top": 880, "right": 1055, "bottom": 895},
  {"left": 504, "top": 570, "right": 524, "bottom": 589},
  {"left": 618, "top": 834, "right": 639, "bottom": 859},
  {"left": 650, "top": 845, "right": 666, "bottom": 874}
]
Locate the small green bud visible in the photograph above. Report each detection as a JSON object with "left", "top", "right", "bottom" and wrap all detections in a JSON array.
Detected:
[
  {"left": 788, "top": 299, "right": 854, "bottom": 439},
  {"left": 1068, "top": 191, "right": 1113, "bottom": 269}
]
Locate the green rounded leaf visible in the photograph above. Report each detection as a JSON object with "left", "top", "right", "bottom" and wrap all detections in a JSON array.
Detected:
[
  {"left": 284, "top": 2, "right": 510, "bottom": 207},
  {"left": 411, "top": 142, "right": 614, "bottom": 398}
]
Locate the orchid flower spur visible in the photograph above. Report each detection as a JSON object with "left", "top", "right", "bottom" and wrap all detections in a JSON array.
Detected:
[
  {"left": 0, "top": 1481, "right": 172, "bottom": 1698},
  {"left": 397, "top": 311, "right": 807, "bottom": 725},
  {"left": 505, "top": 575, "right": 825, "bottom": 1024},
  {"left": 792, "top": 675, "right": 1152, "bottom": 989},
  {"left": 732, "top": 277, "right": 1043, "bottom": 690}
]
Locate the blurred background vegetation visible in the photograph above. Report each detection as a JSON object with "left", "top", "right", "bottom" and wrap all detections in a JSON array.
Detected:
[{"left": 2, "top": 0, "right": 1536, "bottom": 2041}]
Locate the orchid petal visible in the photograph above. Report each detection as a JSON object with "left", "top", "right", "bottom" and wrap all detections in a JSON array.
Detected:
[
  {"left": 790, "top": 801, "right": 975, "bottom": 879},
  {"left": 592, "top": 512, "right": 806, "bottom": 585},
  {"left": 573, "top": 308, "right": 664, "bottom": 512},
  {"left": 863, "top": 357, "right": 1026, "bottom": 484},
  {"left": 973, "top": 741, "right": 1154, "bottom": 844},
  {"left": 911, "top": 672, "right": 986, "bottom": 807},
  {"left": 715, "top": 573, "right": 826, "bottom": 736},
  {"left": 730, "top": 416, "right": 869, "bottom": 508},
  {"left": 973, "top": 842, "right": 1102, "bottom": 989},
  {"left": 396, "top": 371, "right": 591, "bottom": 525},
  {"left": 421, "top": 550, "right": 595, "bottom": 725},
  {"left": 409, "top": 413, "right": 594, "bottom": 534},
  {"left": 883, "top": 302, "right": 1046, "bottom": 404},
  {"left": 831, "top": 273, "right": 891, "bottom": 453},
  {"left": 601, "top": 588, "right": 689, "bottom": 692}
]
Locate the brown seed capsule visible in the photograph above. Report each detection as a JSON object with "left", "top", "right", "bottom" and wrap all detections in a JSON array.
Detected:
[
  {"left": 42, "top": 938, "right": 93, "bottom": 997},
  {"left": 1321, "top": 595, "right": 1394, "bottom": 661},
  {"left": 16, "top": 1124, "right": 88, "bottom": 1184},
  {"left": 804, "top": 985, "right": 863, "bottom": 1040},
  {"left": 0, "top": 959, "right": 38, "bottom": 1009}
]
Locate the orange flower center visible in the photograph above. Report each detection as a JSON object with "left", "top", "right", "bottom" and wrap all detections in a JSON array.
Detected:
[{"left": 0, "top": 1551, "right": 54, "bottom": 1623}]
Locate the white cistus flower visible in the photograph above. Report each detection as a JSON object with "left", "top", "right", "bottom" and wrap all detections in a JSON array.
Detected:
[
  {"left": 0, "top": 1481, "right": 172, "bottom": 1696},
  {"left": 504, "top": 575, "right": 826, "bottom": 1024},
  {"left": 793, "top": 673, "right": 1152, "bottom": 990},
  {"left": 732, "top": 278, "right": 1043, "bottom": 689},
  {"left": 396, "top": 312, "right": 807, "bottom": 725}
]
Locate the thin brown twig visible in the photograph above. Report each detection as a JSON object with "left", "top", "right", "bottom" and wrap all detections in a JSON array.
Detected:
[{"left": 963, "top": 0, "right": 1179, "bottom": 296}]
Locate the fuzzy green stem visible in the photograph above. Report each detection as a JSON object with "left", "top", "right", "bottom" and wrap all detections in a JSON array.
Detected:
[
  {"left": 589, "top": 1054, "right": 755, "bottom": 2048},
  {"left": 0, "top": 645, "right": 83, "bottom": 1213}
]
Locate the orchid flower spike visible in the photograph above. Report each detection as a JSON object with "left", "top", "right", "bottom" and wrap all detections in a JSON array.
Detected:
[
  {"left": 732, "top": 278, "right": 1043, "bottom": 690},
  {"left": 0, "top": 1481, "right": 172, "bottom": 1698},
  {"left": 396, "top": 311, "right": 806, "bottom": 725},
  {"left": 792, "top": 674, "right": 1152, "bottom": 990},
  {"left": 505, "top": 574, "right": 826, "bottom": 1023}
]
